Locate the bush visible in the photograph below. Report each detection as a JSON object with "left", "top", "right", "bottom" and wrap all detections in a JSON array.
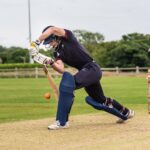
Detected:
[{"left": 0, "top": 63, "right": 42, "bottom": 69}]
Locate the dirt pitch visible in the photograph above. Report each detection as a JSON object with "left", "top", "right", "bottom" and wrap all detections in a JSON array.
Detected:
[{"left": 0, "top": 111, "right": 150, "bottom": 150}]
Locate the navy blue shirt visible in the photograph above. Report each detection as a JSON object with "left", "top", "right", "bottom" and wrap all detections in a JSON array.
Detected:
[{"left": 53, "top": 29, "right": 93, "bottom": 70}]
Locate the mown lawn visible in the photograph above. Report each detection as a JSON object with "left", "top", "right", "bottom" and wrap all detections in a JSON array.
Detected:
[{"left": 0, "top": 75, "right": 147, "bottom": 123}]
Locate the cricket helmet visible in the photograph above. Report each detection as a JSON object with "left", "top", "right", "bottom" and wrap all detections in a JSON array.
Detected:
[{"left": 42, "top": 26, "right": 60, "bottom": 45}]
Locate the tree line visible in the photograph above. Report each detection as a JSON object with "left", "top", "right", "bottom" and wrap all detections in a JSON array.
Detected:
[{"left": 0, "top": 30, "right": 150, "bottom": 67}]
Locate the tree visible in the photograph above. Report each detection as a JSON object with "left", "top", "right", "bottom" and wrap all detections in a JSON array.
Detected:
[
  {"left": 100, "top": 33, "right": 150, "bottom": 67},
  {"left": 0, "top": 46, "right": 8, "bottom": 63},
  {"left": 73, "top": 30, "right": 104, "bottom": 45},
  {"left": 73, "top": 30, "right": 105, "bottom": 65},
  {"left": 6, "top": 47, "right": 29, "bottom": 63},
  {"left": 0, "top": 32, "right": 150, "bottom": 67}
]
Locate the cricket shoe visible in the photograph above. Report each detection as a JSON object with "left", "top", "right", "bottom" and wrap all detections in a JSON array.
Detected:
[
  {"left": 116, "top": 109, "right": 135, "bottom": 124},
  {"left": 48, "top": 120, "right": 69, "bottom": 130}
]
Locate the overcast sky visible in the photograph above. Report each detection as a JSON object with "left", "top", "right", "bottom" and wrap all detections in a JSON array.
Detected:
[{"left": 0, "top": 0, "right": 150, "bottom": 48}]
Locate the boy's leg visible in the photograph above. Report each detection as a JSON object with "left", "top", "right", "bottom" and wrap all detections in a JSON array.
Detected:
[
  {"left": 48, "top": 64, "right": 101, "bottom": 130},
  {"left": 56, "top": 72, "right": 75, "bottom": 125},
  {"left": 85, "top": 82, "right": 133, "bottom": 120},
  {"left": 74, "top": 63, "right": 132, "bottom": 120},
  {"left": 48, "top": 72, "right": 75, "bottom": 130},
  {"left": 84, "top": 81, "right": 105, "bottom": 103}
]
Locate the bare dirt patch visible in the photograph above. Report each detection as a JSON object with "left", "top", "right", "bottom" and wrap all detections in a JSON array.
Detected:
[{"left": 0, "top": 111, "right": 150, "bottom": 150}]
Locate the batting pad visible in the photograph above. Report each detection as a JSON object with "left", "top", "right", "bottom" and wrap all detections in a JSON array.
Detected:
[
  {"left": 86, "top": 96, "right": 128, "bottom": 120},
  {"left": 56, "top": 72, "right": 75, "bottom": 126}
]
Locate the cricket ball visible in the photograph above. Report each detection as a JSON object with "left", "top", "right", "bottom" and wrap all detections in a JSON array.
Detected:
[{"left": 44, "top": 92, "right": 51, "bottom": 100}]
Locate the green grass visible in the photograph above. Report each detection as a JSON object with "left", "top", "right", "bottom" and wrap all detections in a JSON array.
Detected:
[{"left": 0, "top": 76, "right": 147, "bottom": 123}]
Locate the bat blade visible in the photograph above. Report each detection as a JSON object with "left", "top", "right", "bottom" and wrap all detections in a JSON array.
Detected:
[{"left": 43, "top": 65, "right": 59, "bottom": 101}]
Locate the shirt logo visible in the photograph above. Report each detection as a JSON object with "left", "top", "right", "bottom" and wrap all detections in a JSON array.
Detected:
[
  {"left": 56, "top": 52, "right": 60, "bottom": 57},
  {"left": 62, "top": 44, "right": 64, "bottom": 48}
]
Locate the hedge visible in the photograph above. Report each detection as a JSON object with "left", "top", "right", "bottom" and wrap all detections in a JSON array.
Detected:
[
  {"left": 0, "top": 63, "right": 42, "bottom": 69},
  {"left": 0, "top": 63, "right": 70, "bottom": 69}
]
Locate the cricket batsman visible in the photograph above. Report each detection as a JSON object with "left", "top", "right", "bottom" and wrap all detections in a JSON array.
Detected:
[{"left": 29, "top": 26, "right": 135, "bottom": 130}]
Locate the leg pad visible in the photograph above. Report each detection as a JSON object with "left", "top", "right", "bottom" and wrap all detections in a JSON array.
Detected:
[
  {"left": 86, "top": 96, "right": 128, "bottom": 120},
  {"left": 56, "top": 72, "right": 75, "bottom": 125}
]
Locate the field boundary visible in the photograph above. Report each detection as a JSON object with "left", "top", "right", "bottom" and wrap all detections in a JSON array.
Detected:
[{"left": 0, "top": 66, "right": 148, "bottom": 78}]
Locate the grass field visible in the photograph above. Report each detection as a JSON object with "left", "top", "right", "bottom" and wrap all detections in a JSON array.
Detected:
[
  {"left": 0, "top": 75, "right": 147, "bottom": 123},
  {"left": 0, "top": 75, "right": 149, "bottom": 150}
]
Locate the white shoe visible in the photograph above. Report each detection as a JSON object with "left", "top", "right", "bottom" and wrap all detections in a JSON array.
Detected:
[
  {"left": 116, "top": 109, "right": 135, "bottom": 124},
  {"left": 48, "top": 120, "right": 69, "bottom": 130}
]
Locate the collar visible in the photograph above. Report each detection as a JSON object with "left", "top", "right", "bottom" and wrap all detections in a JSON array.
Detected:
[{"left": 54, "top": 42, "right": 63, "bottom": 52}]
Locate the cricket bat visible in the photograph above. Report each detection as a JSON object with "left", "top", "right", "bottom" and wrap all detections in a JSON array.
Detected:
[{"left": 43, "top": 65, "right": 59, "bottom": 101}]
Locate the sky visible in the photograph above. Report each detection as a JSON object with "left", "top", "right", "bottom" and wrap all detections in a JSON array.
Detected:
[{"left": 0, "top": 0, "right": 150, "bottom": 48}]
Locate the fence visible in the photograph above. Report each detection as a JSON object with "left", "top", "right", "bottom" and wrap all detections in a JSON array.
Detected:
[
  {"left": 0, "top": 67, "right": 77, "bottom": 78},
  {"left": 0, "top": 66, "right": 148, "bottom": 78},
  {"left": 101, "top": 66, "right": 148, "bottom": 75}
]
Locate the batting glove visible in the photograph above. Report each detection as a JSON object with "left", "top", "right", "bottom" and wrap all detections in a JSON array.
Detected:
[
  {"left": 43, "top": 58, "right": 54, "bottom": 66},
  {"left": 33, "top": 53, "right": 54, "bottom": 65},
  {"left": 28, "top": 40, "right": 40, "bottom": 56}
]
